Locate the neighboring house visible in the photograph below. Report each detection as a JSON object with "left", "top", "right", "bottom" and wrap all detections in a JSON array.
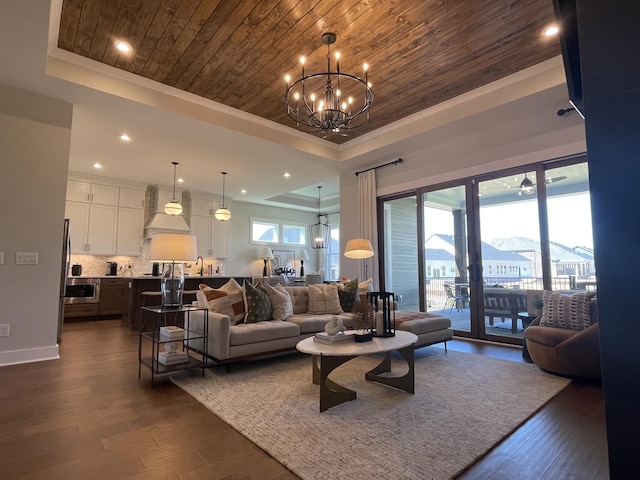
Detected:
[
  {"left": 491, "top": 237, "right": 595, "bottom": 278},
  {"left": 425, "top": 234, "right": 531, "bottom": 279}
]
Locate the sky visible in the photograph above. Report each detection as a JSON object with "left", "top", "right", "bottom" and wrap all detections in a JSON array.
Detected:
[{"left": 425, "top": 192, "right": 594, "bottom": 249}]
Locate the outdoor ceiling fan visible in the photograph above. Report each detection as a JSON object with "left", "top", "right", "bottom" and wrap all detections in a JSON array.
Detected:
[{"left": 485, "top": 174, "right": 568, "bottom": 195}]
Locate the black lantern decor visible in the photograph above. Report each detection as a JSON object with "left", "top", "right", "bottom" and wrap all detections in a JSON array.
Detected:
[{"left": 370, "top": 291, "right": 396, "bottom": 337}]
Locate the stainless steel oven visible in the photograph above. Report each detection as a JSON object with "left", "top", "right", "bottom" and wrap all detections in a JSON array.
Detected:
[{"left": 64, "top": 277, "right": 100, "bottom": 304}]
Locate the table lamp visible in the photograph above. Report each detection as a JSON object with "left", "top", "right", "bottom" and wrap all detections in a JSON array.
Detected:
[
  {"left": 259, "top": 247, "right": 274, "bottom": 277},
  {"left": 149, "top": 233, "right": 197, "bottom": 308},
  {"left": 296, "top": 249, "right": 310, "bottom": 276}
]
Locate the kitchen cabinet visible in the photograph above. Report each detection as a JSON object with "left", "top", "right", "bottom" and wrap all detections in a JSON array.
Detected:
[
  {"left": 116, "top": 207, "right": 144, "bottom": 255},
  {"left": 65, "top": 201, "right": 117, "bottom": 254},
  {"left": 99, "top": 278, "right": 125, "bottom": 315},
  {"left": 119, "top": 187, "right": 145, "bottom": 209},
  {"left": 190, "top": 197, "right": 230, "bottom": 258},
  {"left": 66, "top": 180, "right": 119, "bottom": 205}
]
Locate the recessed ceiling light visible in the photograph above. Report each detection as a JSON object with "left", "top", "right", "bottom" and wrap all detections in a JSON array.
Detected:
[
  {"left": 115, "top": 41, "right": 132, "bottom": 53},
  {"left": 284, "top": 172, "right": 291, "bottom": 178},
  {"left": 93, "top": 163, "right": 102, "bottom": 169},
  {"left": 241, "top": 189, "right": 247, "bottom": 194},
  {"left": 120, "top": 133, "right": 130, "bottom": 141},
  {"left": 177, "top": 178, "right": 184, "bottom": 183},
  {"left": 543, "top": 24, "right": 559, "bottom": 37}
]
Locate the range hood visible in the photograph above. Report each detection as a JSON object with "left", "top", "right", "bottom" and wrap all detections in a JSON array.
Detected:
[{"left": 144, "top": 185, "right": 191, "bottom": 238}]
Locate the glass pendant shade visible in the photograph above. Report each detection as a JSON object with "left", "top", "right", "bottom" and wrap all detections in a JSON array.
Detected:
[
  {"left": 215, "top": 171, "right": 231, "bottom": 221},
  {"left": 214, "top": 207, "right": 231, "bottom": 221},
  {"left": 165, "top": 161, "right": 183, "bottom": 216},
  {"left": 164, "top": 201, "right": 183, "bottom": 215}
]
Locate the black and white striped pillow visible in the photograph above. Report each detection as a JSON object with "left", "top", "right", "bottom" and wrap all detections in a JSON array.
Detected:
[{"left": 540, "top": 290, "right": 597, "bottom": 331}]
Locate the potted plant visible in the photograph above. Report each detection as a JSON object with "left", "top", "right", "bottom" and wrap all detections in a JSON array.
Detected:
[{"left": 350, "top": 300, "right": 374, "bottom": 342}]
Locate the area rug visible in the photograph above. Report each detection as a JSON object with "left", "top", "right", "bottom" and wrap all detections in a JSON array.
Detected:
[{"left": 172, "top": 348, "right": 570, "bottom": 480}]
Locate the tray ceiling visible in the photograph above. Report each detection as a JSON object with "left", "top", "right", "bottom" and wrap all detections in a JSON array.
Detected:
[{"left": 57, "top": 0, "right": 561, "bottom": 145}]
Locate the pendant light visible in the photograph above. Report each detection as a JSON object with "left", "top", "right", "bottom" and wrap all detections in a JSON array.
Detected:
[
  {"left": 309, "top": 186, "right": 330, "bottom": 249},
  {"left": 164, "top": 161, "right": 183, "bottom": 215},
  {"left": 214, "top": 171, "right": 231, "bottom": 221}
]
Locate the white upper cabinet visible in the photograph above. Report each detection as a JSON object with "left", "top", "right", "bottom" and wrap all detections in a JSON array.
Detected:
[
  {"left": 66, "top": 180, "right": 119, "bottom": 205},
  {"left": 118, "top": 187, "right": 145, "bottom": 209},
  {"left": 116, "top": 207, "right": 144, "bottom": 255},
  {"left": 190, "top": 196, "right": 230, "bottom": 258},
  {"left": 65, "top": 201, "right": 117, "bottom": 255}
]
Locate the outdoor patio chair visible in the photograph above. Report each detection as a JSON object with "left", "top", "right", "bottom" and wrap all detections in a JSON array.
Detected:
[{"left": 444, "top": 284, "right": 467, "bottom": 314}]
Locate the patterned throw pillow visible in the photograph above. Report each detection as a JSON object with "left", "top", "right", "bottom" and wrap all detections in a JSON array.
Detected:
[
  {"left": 338, "top": 277, "right": 359, "bottom": 312},
  {"left": 540, "top": 290, "right": 597, "bottom": 331},
  {"left": 308, "top": 283, "right": 344, "bottom": 315},
  {"left": 243, "top": 281, "right": 273, "bottom": 323},
  {"left": 342, "top": 276, "right": 374, "bottom": 292},
  {"left": 196, "top": 284, "right": 237, "bottom": 320},
  {"left": 198, "top": 279, "right": 245, "bottom": 324},
  {"left": 263, "top": 284, "right": 293, "bottom": 321}
]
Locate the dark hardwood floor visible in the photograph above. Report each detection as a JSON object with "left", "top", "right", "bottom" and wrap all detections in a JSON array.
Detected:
[{"left": 0, "top": 320, "right": 608, "bottom": 479}]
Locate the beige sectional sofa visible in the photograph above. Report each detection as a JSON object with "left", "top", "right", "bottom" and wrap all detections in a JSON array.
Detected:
[{"left": 188, "top": 283, "right": 453, "bottom": 365}]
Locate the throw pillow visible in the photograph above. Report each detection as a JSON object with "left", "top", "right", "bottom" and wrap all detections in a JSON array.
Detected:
[
  {"left": 540, "top": 290, "right": 597, "bottom": 331},
  {"left": 342, "top": 276, "right": 374, "bottom": 292},
  {"left": 264, "top": 284, "right": 293, "bottom": 321},
  {"left": 243, "top": 281, "right": 272, "bottom": 323},
  {"left": 308, "top": 283, "right": 343, "bottom": 315},
  {"left": 197, "top": 284, "right": 241, "bottom": 323},
  {"left": 338, "top": 277, "right": 359, "bottom": 312},
  {"left": 218, "top": 278, "right": 246, "bottom": 324}
]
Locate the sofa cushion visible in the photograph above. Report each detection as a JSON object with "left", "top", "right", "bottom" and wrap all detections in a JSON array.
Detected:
[
  {"left": 308, "top": 283, "right": 343, "bottom": 314},
  {"left": 540, "top": 290, "right": 597, "bottom": 331},
  {"left": 229, "top": 320, "right": 301, "bottom": 346},
  {"left": 264, "top": 284, "right": 293, "bottom": 321},
  {"left": 286, "top": 313, "right": 346, "bottom": 334},
  {"left": 338, "top": 277, "right": 359, "bottom": 312},
  {"left": 243, "top": 282, "right": 272, "bottom": 323},
  {"left": 284, "top": 286, "right": 309, "bottom": 314}
]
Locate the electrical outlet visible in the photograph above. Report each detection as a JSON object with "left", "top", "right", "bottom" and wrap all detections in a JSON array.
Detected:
[
  {"left": 0, "top": 324, "right": 10, "bottom": 337},
  {"left": 16, "top": 252, "right": 38, "bottom": 265}
]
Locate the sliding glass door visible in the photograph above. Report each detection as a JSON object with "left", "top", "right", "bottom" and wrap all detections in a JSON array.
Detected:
[
  {"left": 378, "top": 155, "right": 592, "bottom": 346},
  {"left": 422, "top": 185, "right": 471, "bottom": 332}
]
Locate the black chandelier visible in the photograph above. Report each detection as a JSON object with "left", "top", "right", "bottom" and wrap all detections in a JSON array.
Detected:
[{"left": 284, "top": 32, "right": 374, "bottom": 137}]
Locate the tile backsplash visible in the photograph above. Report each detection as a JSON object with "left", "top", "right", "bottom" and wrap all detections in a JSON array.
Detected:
[{"left": 69, "top": 240, "right": 224, "bottom": 277}]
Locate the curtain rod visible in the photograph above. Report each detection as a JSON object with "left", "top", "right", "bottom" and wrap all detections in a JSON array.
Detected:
[{"left": 355, "top": 157, "right": 403, "bottom": 176}]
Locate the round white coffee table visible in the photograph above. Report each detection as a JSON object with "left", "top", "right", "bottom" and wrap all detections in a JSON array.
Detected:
[{"left": 296, "top": 330, "right": 418, "bottom": 412}]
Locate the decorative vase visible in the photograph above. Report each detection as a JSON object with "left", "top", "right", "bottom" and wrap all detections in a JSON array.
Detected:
[
  {"left": 161, "top": 263, "right": 184, "bottom": 308},
  {"left": 354, "top": 329, "right": 373, "bottom": 342}
]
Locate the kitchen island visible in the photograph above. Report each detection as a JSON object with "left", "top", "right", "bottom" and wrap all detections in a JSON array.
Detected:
[{"left": 122, "top": 275, "right": 251, "bottom": 330}]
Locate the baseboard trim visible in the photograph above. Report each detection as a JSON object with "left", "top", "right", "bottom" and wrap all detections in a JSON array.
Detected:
[{"left": 0, "top": 345, "right": 60, "bottom": 366}]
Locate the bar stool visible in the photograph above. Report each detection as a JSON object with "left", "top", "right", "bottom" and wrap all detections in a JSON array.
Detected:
[{"left": 141, "top": 291, "right": 162, "bottom": 307}]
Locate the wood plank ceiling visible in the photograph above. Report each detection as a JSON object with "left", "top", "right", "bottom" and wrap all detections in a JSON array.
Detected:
[{"left": 58, "top": 0, "right": 561, "bottom": 144}]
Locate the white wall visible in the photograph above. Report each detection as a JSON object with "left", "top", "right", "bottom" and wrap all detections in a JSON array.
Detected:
[
  {"left": 339, "top": 83, "right": 587, "bottom": 285},
  {"left": 0, "top": 85, "right": 72, "bottom": 365},
  {"left": 225, "top": 200, "right": 320, "bottom": 277}
]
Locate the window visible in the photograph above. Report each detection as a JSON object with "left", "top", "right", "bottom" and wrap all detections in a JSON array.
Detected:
[
  {"left": 327, "top": 226, "right": 340, "bottom": 281},
  {"left": 252, "top": 220, "right": 279, "bottom": 243},
  {"left": 251, "top": 218, "right": 308, "bottom": 246},
  {"left": 283, "top": 224, "right": 306, "bottom": 245}
]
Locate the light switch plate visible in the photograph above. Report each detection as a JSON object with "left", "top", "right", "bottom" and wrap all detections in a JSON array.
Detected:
[
  {"left": 0, "top": 252, "right": 3, "bottom": 264},
  {"left": 16, "top": 252, "right": 38, "bottom": 265}
]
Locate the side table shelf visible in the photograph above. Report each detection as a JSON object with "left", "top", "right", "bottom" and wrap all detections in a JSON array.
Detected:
[{"left": 138, "top": 305, "right": 209, "bottom": 385}]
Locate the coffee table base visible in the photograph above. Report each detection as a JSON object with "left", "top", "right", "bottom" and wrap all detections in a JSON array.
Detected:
[{"left": 311, "top": 344, "right": 415, "bottom": 412}]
